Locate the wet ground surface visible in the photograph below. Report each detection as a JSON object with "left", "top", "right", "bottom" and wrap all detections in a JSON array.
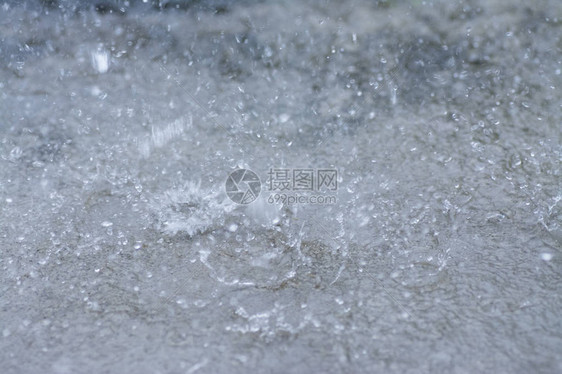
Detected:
[{"left": 0, "top": 0, "right": 561, "bottom": 373}]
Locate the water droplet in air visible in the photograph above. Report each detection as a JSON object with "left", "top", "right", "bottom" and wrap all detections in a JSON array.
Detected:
[{"left": 540, "top": 253, "right": 553, "bottom": 261}]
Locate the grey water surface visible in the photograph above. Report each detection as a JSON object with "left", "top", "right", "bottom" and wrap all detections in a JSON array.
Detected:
[{"left": 0, "top": 0, "right": 561, "bottom": 373}]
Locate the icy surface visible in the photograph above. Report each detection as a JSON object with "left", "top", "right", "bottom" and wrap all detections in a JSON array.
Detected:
[{"left": 0, "top": 0, "right": 561, "bottom": 373}]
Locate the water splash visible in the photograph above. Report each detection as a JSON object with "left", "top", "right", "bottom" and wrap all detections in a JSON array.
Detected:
[{"left": 150, "top": 181, "right": 234, "bottom": 237}]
